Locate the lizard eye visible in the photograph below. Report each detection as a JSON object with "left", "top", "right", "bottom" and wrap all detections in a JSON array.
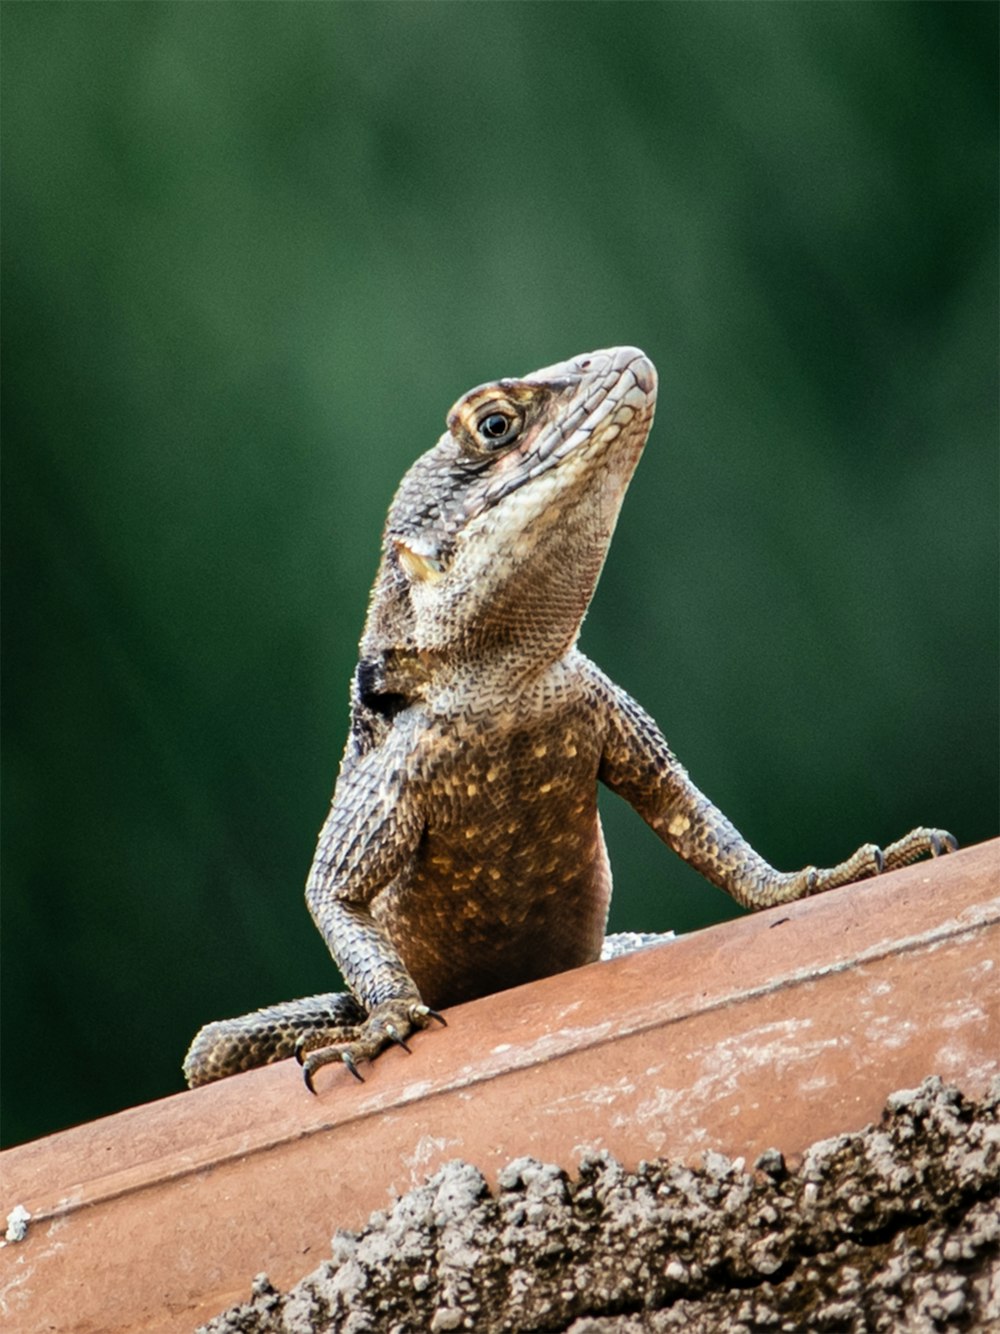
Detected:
[
  {"left": 475, "top": 407, "right": 521, "bottom": 450},
  {"left": 448, "top": 386, "right": 533, "bottom": 459},
  {"left": 481, "top": 413, "right": 512, "bottom": 439}
]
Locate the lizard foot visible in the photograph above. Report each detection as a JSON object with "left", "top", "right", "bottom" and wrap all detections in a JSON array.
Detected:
[
  {"left": 737, "top": 826, "right": 958, "bottom": 909},
  {"left": 803, "top": 826, "right": 958, "bottom": 896},
  {"left": 296, "top": 1000, "right": 446, "bottom": 1094}
]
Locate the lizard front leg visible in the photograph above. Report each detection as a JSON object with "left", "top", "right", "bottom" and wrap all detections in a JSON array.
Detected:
[
  {"left": 297, "top": 722, "right": 444, "bottom": 1091},
  {"left": 298, "top": 895, "right": 444, "bottom": 1092},
  {"left": 183, "top": 725, "right": 440, "bottom": 1090},
  {"left": 590, "top": 664, "right": 956, "bottom": 909}
]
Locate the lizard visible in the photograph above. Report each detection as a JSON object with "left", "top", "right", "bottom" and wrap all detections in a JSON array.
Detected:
[{"left": 183, "top": 346, "right": 956, "bottom": 1092}]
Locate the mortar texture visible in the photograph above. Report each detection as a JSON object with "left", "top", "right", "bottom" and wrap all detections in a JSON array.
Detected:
[{"left": 199, "top": 1076, "right": 999, "bottom": 1334}]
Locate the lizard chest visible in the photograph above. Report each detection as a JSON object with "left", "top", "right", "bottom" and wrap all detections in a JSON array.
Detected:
[{"left": 372, "top": 707, "right": 613, "bottom": 1006}]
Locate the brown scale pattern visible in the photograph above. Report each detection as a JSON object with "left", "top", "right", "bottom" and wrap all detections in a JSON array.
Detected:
[{"left": 184, "top": 348, "right": 954, "bottom": 1091}]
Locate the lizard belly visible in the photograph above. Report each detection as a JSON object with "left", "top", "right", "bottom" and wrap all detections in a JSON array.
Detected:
[{"left": 375, "top": 735, "right": 611, "bottom": 1008}]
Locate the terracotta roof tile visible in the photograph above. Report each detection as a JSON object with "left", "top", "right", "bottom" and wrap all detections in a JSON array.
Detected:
[{"left": 2, "top": 839, "right": 997, "bottom": 1333}]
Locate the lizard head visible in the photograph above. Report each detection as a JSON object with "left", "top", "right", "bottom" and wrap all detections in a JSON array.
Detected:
[{"left": 362, "top": 346, "right": 657, "bottom": 673}]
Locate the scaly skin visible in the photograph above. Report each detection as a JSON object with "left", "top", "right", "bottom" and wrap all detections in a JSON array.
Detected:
[{"left": 183, "top": 347, "right": 955, "bottom": 1091}]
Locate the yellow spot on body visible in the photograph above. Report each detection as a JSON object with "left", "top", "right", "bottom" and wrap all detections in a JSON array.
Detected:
[
  {"left": 668, "top": 814, "right": 691, "bottom": 837},
  {"left": 464, "top": 827, "right": 479, "bottom": 840},
  {"left": 539, "top": 782, "right": 552, "bottom": 794},
  {"left": 467, "top": 783, "right": 478, "bottom": 797},
  {"left": 489, "top": 868, "right": 502, "bottom": 881},
  {"left": 486, "top": 768, "right": 498, "bottom": 783},
  {"left": 533, "top": 743, "right": 548, "bottom": 758},
  {"left": 565, "top": 742, "right": 578, "bottom": 757},
  {"left": 506, "top": 821, "right": 519, "bottom": 834}
]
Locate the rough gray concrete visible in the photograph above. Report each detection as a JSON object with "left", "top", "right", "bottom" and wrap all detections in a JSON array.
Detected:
[{"left": 199, "top": 1076, "right": 999, "bottom": 1333}]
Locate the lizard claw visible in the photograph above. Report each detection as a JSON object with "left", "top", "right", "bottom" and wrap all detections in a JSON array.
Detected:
[
  {"left": 384, "top": 1024, "right": 412, "bottom": 1053},
  {"left": 301, "top": 1045, "right": 364, "bottom": 1094},
  {"left": 931, "top": 831, "right": 958, "bottom": 857},
  {"left": 340, "top": 1049, "right": 365, "bottom": 1083},
  {"left": 415, "top": 1005, "right": 448, "bottom": 1028}
]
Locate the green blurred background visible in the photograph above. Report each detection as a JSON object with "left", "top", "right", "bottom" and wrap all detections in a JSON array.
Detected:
[{"left": 3, "top": 2, "right": 996, "bottom": 1148}]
